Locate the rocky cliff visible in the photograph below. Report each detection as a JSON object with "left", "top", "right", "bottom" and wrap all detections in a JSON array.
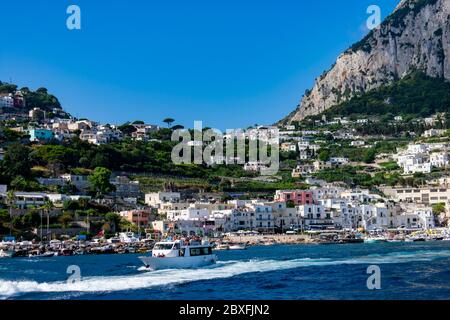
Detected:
[{"left": 285, "top": 0, "right": 450, "bottom": 123}]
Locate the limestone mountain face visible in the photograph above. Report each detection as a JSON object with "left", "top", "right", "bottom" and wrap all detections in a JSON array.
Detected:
[{"left": 286, "top": 0, "right": 450, "bottom": 123}]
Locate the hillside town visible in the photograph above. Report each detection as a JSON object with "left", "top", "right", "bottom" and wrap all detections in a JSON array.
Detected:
[{"left": 2, "top": 85, "right": 450, "bottom": 252}]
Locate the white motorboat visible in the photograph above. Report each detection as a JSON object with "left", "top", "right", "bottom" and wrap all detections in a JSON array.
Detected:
[
  {"left": 405, "top": 235, "right": 426, "bottom": 242},
  {"left": 229, "top": 243, "right": 247, "bottom": 250},
  {"left": 364, "top": 236, "right": 388, "bottom": 243},
  {"left": 139, "top": 240, "right": 217, "bottom": 270},
  {"left": 0, "top": 249, "right": 14, "bottom": 258},
  {"left": 107, "top": 237, "right": 121, "bottom": 244},
  {"left": 119, "top": 232, "right": 140, "bottom": 243},
  {"left": 28, "top": 252, "right": 55, "bottom": 258},
  {"left": 215, "top": 243, "right": 230, "bottom": 251}
]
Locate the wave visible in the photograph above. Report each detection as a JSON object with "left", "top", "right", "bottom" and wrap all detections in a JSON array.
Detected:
[{"left": 1, "top": 249, "right": 449, "bottom": 299}]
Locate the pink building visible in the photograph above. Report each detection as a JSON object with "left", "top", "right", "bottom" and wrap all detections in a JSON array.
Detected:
[{"left": 274, "top": 190, "right": 314, "bottom": 205}]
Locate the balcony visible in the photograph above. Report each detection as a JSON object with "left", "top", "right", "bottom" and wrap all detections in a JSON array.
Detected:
[{"left": 305, "top": 219, "right": 334, "bottom": 226}]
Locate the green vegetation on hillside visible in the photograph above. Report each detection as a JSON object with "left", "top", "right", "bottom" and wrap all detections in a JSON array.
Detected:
[
  {"left": 0, "top": 81, "right": 61, "bottom": 110},
  {"left": 322, "top": 71, "right": 450, "bottom": 118}
]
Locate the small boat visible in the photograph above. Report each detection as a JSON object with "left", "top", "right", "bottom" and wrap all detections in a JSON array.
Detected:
[
  {"left": 0, "top": 249, "right": 14, "bottom": 258},
  {"left": 28, "top": 252, "right": 55, "bottom": 258},
  {"left": 139, "top": 240, "right": 217, "bottom": 270},
  {"left": 12, "top": 249, "right": 27, "bottom": 257},
  {"left": 229, "top": 243, "right": 247, "bottom": 250},
  {"left": 339, "top": 234, "right": 364, "bottom": 244},
  {"left": 364, "top": 236, "right": 388, "bottom": 243},
  {"left": 124, "top": 246, "right": 136, "bottom": 254},
  {"left": 60, "top": 248, "right": 73, "bottom": 256},
  {"left": 90, "top": 245, "right": 115, "bottom": 254},
  {"left": 107, "top": 237, "right": 121, "bottom": 244},
  {"left": 387, "top": 235, "right": 405, "bottom": 242},
  {"left": 215, "top": 243, "right": 230, "bottom": 251},
  {"left": 74, "top": 249, "right": 86, "bottom": 255},
  {"left": 119, "top": 232, "right": 140, "bottom": 244},
  {"left": 405, "top": 236, "right": 426, "bottom": 242},
  {"left": 137, "top": 247, "right": 150, "bottom": 254}
]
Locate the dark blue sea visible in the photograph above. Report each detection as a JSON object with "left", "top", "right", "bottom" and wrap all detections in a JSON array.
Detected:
[{"left": 1, "top": 242, "right": 450, "bottom": 300}]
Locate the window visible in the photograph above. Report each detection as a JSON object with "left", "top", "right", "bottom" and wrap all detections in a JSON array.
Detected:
[
  {"left": 154, "top": 243, "right": 174, "bottom": 250},
  {"left": 189, "top": 247, "right": 212, "bottom": 256}
]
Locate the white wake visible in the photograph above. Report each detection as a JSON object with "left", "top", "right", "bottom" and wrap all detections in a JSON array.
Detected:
[{"left": 1, "top": 249, "right": 449, "bottom": 298}]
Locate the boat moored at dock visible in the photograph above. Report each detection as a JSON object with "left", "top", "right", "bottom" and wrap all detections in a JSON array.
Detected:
[
  {"left": 229, "top": 243, "right": 247, "bottom": 250},
  {"left": 0, "top": 249, "right": 14, "bottom": 258}
]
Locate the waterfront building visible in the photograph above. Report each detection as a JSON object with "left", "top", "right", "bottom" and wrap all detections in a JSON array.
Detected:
[
  {"left": 383, "top": 187, "right": 450, "bottom": 209},
  {"left": 167, "top": 208, "right": 209, "bottom": 221},
  {"left": 297, "top": 204, "right": 333, "bottom": 230},
  {"left": 274, "top": 190, "right": 314, "bottom": 206},
  {"left": 119, "top": 210, "right": 153, "bottom": 227}
]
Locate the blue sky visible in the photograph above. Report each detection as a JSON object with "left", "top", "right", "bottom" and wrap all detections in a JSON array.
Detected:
[{"left": 0, "top": 0, "right": 398, "bottom": 130}]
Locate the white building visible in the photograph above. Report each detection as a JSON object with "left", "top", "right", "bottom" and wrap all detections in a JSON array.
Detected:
[
  {"left": 404, "top": 163, "right": 432, "bottom": 175},
  {"left": 167, "top": 208, "right": 209, "bottom": 221},
  {"left": 60, "top": 174, "right": 90, "bottom": 190},
  {"left": 211, "top": 209, "right": 255, "bottom": 232},
  {"left": 430, "top": 152, "right": 450, "bottom": 168},
  {"left": 351, "top": 141, "right": 365, "bottom": 147},
  {"left": 244, "top": 162, "right": 266, "bottom": 173},
  {"left": 407, "top": 144, "right": 428, "bottom": 154},
  {"left": 423, "top": 129, "right": 446, "bottom": 138},
  {"left": 292, "top": 164, "right": 316, "bottom": 177},
  {"left": 359, "top": 204, "right": 389, "bottom": 231},
  {"left": 397, "top": 153, "right": 431, "bottom": 174},
  {"left": 311, "top": 186, "right": 344, "bottom": 200},
  {"left": 145, "top": 192, "right": 181, "bottom": 207},
  {"left": 245, "top": 203, "right": 275, "bottom": 232},
  {"left": 280, "top": 142, "right": 297, "bottom": 152},
  {"left": 297, "top": 204, "right": 333, "bottom": 230},
  {"left": 395, "top": 208, "right": 435, "bottom": 230},
  {"left": 0, "top": 95, "right": 14, "bottom": 108},
  {"left": 329, "top": 157, "right": 349, "bottom": 166}
]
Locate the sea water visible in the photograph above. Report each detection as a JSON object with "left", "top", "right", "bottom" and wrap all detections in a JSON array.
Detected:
[{"left": 1, "top": 241, "right": 450, "bottom": 300}]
